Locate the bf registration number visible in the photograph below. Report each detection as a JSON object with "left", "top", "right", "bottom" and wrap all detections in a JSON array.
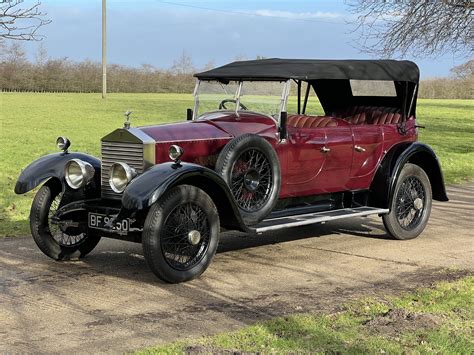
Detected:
[{"left": 88, "top": 213, "right": 130, "bottom": 233}]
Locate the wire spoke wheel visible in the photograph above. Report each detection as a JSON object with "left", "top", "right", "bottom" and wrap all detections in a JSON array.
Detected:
[
  {"left": 382, "top": 163, "right": 432, "bottom": 240},
  {"left": 143, "top": 185, "right": 220, "bottom": 283},
  {"left": 215, "top": 134, "right": 281, "bottom": 225},
  {"left": 161, "top": 202, "right": 211, "bottom": 271},
  {"left": 395, "top": 176, "right": 426, "bottom": 230},
  {"left": 30, "top": 184, "right": 101, "bottom": 260},
  {"left": 230, "top": 148, "right": 272, "bottom": 212},
  {"left": 47, "top": 193, "right": 87, "bottom": 247}
]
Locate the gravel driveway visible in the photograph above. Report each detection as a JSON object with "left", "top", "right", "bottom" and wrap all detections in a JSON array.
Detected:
[{"left": 1, "top": 184, "right": 473, "bottom": 353}]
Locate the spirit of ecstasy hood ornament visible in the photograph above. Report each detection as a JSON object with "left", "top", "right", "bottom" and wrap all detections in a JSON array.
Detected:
[{"left": 124, "top": 110, "right": 133, "bottom": 129}]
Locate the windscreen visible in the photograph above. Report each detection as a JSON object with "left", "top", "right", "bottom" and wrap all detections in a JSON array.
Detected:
[
  {"left": 196, "top": 80, "right": 286, "bottom": 118},
  {"left": 239, "top": 81, "right": 285, "bottom": 117},
  {"left": 196, "top": 81, "right": 239, "bottom": 116}
]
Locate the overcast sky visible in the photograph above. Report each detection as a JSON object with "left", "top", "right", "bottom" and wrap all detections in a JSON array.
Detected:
[{"left": 20, "top": 0, "right": 466, "bottom": 78}]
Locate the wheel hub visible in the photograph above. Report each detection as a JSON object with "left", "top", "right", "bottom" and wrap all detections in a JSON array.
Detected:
[
  {"left": 413, "top": 197, "right": 423, "bottom": 210},
  {"left": 188, "top": 230, "right": 201, "bottom": 245},
  {"left": 244, "top": 169, "right": 260, "bottom": 192}
]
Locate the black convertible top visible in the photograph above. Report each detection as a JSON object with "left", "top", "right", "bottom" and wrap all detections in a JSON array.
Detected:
[{"left": 195, "top": 58, "right": 419, "bottom": 83}]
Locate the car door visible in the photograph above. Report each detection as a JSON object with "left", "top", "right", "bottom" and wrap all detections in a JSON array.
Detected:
[
  {"left": 284, "top": 126, "right": 327, "bottom": 196},
  {"left": 348, "top": 125, "right": 384, "bottom": 190},
  {"left": 316, "top": 121, "right": 353, "bottom": 192}
]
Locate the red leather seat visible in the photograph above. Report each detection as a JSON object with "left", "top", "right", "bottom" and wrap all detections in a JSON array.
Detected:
[
  {"left": 287, "top": 115, "right": 338, "bottom": 128},
  {"left": 371, "top": 111, "right": 402, "bottom": 124},
  {"left": 332, "top": 106, "right": 403, "bottom": 125},
  {"left": 345, "top": 112, "right": 367, "bottom": 125}
]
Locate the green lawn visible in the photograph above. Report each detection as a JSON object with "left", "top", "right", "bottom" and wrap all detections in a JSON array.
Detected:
[
  {"left": 139, "top": 275, "right": 474, "bottom": 354},
  {"left": 1, "top": 93, "right": 473, "bottom": 237}
]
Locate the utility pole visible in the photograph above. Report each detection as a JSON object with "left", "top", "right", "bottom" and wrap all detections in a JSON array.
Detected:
[{"left": 102, "top": 0, "right": 107, "bottom": 99}]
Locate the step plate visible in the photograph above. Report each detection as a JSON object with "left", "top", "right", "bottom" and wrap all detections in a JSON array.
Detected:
[{"left": 255, "top": 207, "right": 389, "bottom": 234}]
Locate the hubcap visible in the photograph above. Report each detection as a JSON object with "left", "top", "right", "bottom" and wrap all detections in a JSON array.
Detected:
[
  {"left": 244, "top": 169, "right": 260, "bottom": 192},
  {"left": 413, "top": 197, "right": 423, "bottom": 210},
  {"left": 188, "top": 230, "right": 201, "bottom": 245}
]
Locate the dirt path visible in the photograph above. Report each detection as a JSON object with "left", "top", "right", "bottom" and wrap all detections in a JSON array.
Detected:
[{"left": 1, "top": 184, "right": 473, "bottom": 354}]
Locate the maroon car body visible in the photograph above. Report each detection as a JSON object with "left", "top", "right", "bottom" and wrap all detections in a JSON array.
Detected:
[
  {"left": 15, "top": 59, "right": 448, "bottom": 283},
  {"left": 138, "top": 110, "right": 417, "bottom": 198}
]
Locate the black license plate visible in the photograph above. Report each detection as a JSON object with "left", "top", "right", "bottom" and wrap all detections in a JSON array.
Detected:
[{"left": 88, "top": 213, "right": 130, "bottom": 234}]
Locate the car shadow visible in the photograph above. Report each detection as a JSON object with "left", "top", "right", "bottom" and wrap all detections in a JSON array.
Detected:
[
  {"left": 76, "top": 216, "right": 392, "bottom": 285},
  {"left": 218, "top": 216, "right": 392, "bottom": 253}
]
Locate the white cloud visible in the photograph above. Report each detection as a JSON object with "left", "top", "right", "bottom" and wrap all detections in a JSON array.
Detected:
[{"left": 254, "top": 9, "right": 344, "bottom": 20}]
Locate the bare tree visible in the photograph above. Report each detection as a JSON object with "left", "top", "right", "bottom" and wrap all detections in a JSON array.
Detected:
[
  {"left": 450, "top": 59, "right": 474, "bottom": 79},
  {"left": 35, "top": 41, "right": 47, "bottom": 64},
  {"left": 170, "top": 51, "right": 195, "bottom": 75},
  {"left": 347, "top": 1, "right": 473, "bottom": 57},
  {"left": 202, "top": 60, "right": 215, "bottom": 71},
  {"left": 1, "top": 0, "right": 51, "bottom": 41}
]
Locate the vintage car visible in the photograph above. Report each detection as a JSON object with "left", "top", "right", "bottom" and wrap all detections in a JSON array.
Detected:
[{"left": 15, "top": 59, "right": 448, "bottom": 283}]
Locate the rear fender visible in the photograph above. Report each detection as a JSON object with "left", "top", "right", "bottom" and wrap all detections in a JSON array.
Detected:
[
  {"left": 122, "top": 162, "right": 247, "bottom": 231},
  {"left": 369, "top": 142, "right": 448, "bottom": 208},
  {"left": 15, "top": 152, "right": 101, "bottom": 195}
]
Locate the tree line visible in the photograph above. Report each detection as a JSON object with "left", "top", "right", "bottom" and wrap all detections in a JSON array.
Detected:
[
  {"left": 418, "top": 60, "right": 473, "bottom": 99},
  {"left": 0, "top": 42, "right": 472, "bottom": 99},
  {"left": 0, "top": 43, "right": 200, "bottom": 93}
]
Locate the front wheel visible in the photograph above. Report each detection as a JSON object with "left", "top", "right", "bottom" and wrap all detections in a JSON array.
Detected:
[
  {"left": 30, "top": 183, "right": 101, "bottom": 260},
  {"left": 142, "top": 185, "right": 220, "bottom": 283},
  {"left": 383, "top": 163, "right": 432, "bottom": 240}
]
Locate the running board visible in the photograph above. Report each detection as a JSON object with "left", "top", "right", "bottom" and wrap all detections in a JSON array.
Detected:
[{"left": 254, "top": 207, "right": 389, "bottom": 234}]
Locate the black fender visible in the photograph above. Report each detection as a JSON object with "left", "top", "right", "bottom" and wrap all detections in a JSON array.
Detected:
[
  {"left": 122, "top": 162, "right": 247, "bottom": 231},
  {"left": 15, "top": 152, "right": 101, "bottom": 195},
  {"left": 369, "top": 142, "right": 449, "bottom": 208}
]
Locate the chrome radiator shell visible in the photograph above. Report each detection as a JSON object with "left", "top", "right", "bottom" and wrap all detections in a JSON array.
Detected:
[{"left": 100, "top": 127, "right": 155, "bottom": 199}]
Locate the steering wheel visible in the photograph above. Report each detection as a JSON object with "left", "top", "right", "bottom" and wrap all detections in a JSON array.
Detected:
[{"left": 219, "top": 99, "right": 248, "bottom": 111}]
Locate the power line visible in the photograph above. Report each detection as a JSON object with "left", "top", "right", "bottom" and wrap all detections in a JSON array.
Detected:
[{"left": 154, "top": 1, "right": 345, "bottom": 25}]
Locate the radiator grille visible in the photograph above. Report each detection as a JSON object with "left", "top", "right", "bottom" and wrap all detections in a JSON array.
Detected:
[{"left": 101, "top": 141, "right": 144, "bottom": 199}]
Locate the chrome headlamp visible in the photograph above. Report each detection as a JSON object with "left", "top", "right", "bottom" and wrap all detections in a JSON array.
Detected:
[
  {"left": 109, "top": 162, "right": 137, "bottom": 193},
  {"left": 65, "top": 159, "right": 95, "bottom": 189},
  {"left": 56, "top": 136, "right": 71, "bottom": 152},
  {"left": 169, "top": 145, "right": 184, "bottom": 162}
]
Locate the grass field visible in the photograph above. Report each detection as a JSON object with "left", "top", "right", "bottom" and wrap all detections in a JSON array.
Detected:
[
  {"left": 138, "top": 275, "right": 474, "bottom": 354},
  {"left": 1, "top": 93, "right": 473, "bottom": 237}
]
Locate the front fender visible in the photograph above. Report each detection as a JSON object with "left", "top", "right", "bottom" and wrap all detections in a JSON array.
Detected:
[
  {"left": 15, "top": 152, "right": 101, "bottom": 194},
  {"left": 122, "top": 162, "right": 247, "bottom": 231},
  {"left": 369, "top": 142, "right": 449, "bottom": 208}
]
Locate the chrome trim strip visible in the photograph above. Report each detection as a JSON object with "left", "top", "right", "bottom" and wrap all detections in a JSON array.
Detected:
[
  {"left": 154, "top": 137, "right": 232, "bottom": 144},
  {"left": 192, "top": 80, "right": 200, "bottom": 120},
  {"left": 235, "top": 81, "right": 243, "bottom": 118},
  {"left": 278, "top": 80, "right": 291, "bottom": 124}
]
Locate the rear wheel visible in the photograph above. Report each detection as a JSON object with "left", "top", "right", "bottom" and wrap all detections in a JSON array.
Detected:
[
  {"left": 383, "top": 163, "right": 432, "bottom": 240},
  {"left": 142, "top": 185, "right": 220, "bottom": 283},
  {"left": 30, "top": 183, "right": 101, "bottom": 260}
]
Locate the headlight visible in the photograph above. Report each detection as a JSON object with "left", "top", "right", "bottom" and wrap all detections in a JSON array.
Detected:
[
  {"left": 169, "top": 145, "right": 184, "bottom": 162},
  {"left": 56, "top": 136, "right": 71, "bottom": 152},
  {"left": 109, "top": 162, "right": 137, "bottom": 193},
  {"left": 65, "top": 159, "right": 95, "bottom": 189}
]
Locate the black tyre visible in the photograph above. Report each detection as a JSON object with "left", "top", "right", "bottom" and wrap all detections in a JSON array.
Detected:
[
  {"left": 215, "top": 134, "right": 281, "bottom": 225},
  {"left": 30, "top": 184, "right": 101, "bottom": 260},
  {"left": 142, "top": 185, "right": 220, "bottom": 283},
  {"left": 383, "top": 163, "right": 432, "bottom": 240}
]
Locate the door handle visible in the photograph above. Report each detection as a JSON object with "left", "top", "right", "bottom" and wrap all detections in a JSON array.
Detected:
[
  {"left": 354, "top": 145, "right": 366, "bottom": 152},
  {"left": 320, "top": 146, "right": 330, "bottom": 153}
]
